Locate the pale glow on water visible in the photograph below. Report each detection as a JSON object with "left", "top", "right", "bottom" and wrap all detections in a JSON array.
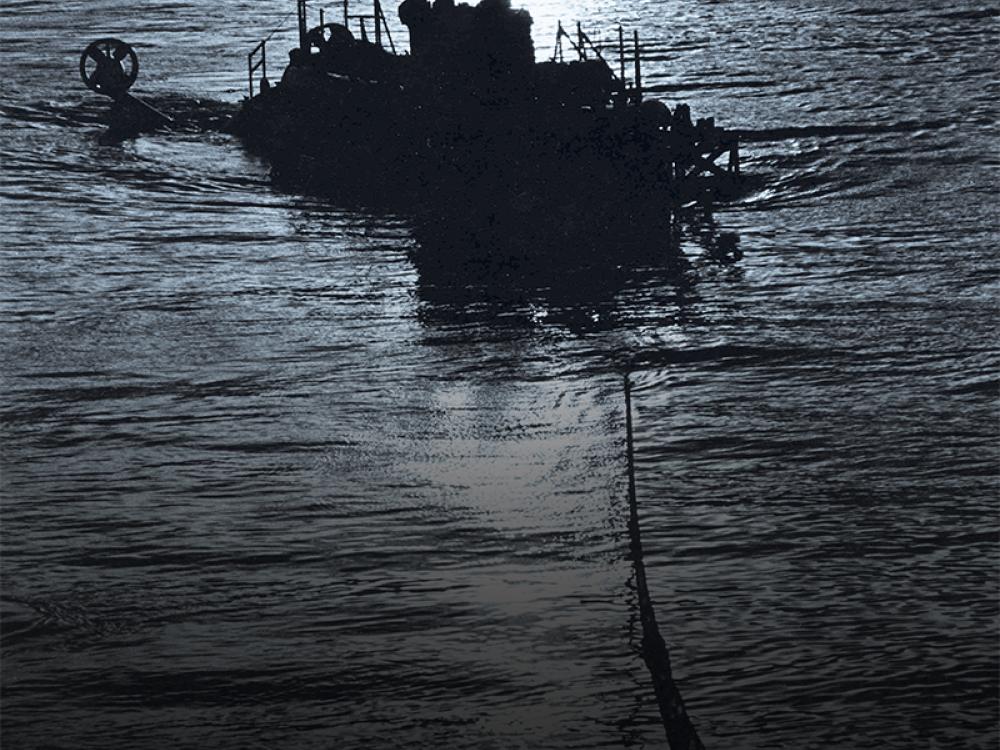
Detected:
[{"left": 1, "top": 1, "right": 997, "bottom": 749}]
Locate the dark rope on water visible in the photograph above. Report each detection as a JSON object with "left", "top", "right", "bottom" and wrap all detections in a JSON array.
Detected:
[{"left": 624, "top": 373, "right": 705, "bottom": 750}]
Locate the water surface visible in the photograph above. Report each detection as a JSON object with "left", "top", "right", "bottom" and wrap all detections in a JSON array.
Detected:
[{"left": 2, "top": 1, "right": 997, "bottom": 748}]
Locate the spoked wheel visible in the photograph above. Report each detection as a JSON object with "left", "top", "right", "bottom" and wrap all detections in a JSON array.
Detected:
[
  {"left": 80, "top": 38, "right": 139, "bottom": 98},
  {"left": 306, "top": 23, "right": 355, "bottom": 52}
]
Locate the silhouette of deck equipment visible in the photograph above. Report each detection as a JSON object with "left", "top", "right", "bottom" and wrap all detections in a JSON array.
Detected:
[
  {"left": 228, "top": 0, "right": 744, "bottom": 241},
  {"left": 79, "top": 38, "right": 174, "bottom": 135},
  {"left": 78, "top": 3, "right": 745, "bottom": 247}
]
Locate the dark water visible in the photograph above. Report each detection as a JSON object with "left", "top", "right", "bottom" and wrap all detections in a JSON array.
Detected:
[{"left": 2, "top": 1, "right": 997, "bottom": 748}]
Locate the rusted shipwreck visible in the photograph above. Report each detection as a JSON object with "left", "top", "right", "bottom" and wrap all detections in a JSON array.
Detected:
[{"left": 227, "top": 0, "right": 743, "bottom": 245}]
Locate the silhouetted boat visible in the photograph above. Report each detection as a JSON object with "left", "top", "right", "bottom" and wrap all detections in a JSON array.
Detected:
[{"left": 227, "top": 0, "right": 745, "bottom": 248}]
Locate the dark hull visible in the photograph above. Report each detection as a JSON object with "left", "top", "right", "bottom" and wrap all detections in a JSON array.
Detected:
[{"left": 229, "top": 65, "right": 742, "bottom": 252}]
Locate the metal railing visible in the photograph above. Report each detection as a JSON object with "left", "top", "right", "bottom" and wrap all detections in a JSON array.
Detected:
[
  {"left": 247, "top": 39, "right": 267, "bottom": 98},
  {"left": 551, "top": 22, "right": 643, "bottom": 103},
  {"left": 346, "top": 0, "right": 395, "bottom": 53},
  {"left": 245, "top": 0, "right": 397, "bottom": 98}
]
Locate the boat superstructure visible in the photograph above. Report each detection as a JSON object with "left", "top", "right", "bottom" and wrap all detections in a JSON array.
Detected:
[{"left": 228, "top": 0, "right": 742, "bottom": 243}]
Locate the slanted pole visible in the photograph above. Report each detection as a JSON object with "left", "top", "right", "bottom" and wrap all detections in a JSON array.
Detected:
[{"left": 377, "top": 2, "right": 396, "bottom": 53}]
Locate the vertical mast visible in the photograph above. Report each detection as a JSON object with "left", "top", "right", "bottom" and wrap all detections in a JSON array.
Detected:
[
  {"left": 297, "top": 0, "right": 308, "bottom": 49},
  {"left": 633, "top": 30, "right": 642, "bottom": 103},
  {"left": 618, "top": 25, "right": 625, "bottom": 83}
]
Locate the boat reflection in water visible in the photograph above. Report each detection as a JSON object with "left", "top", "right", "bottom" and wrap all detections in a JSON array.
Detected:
[{"left": 409, "top": 203, "right": 743, "bottom": 338}]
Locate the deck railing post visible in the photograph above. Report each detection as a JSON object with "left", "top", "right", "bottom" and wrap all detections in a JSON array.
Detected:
[
  {"left": 344, "top": 0, "right": 349, "bottom": 27},
  {"left": 374, "top": 0, "right": 382, "bottom": 47},
  {"left": 577, "top": 22, "right": 586, "bottom": 60},
  {"left": 619, "top": 25, "right": 626, "bottom": 84},
  {"left": 633, "top": 30, "right": 642, "bottom": 103}
]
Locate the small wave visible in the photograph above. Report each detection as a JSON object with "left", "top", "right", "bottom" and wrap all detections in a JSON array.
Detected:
[
  {"left": 139, "top": 94, "right": 240, "bottom": 133},
  {"left": 843, "top": 6, "right": 911, "bottom": 16},
  {"left": 950, "top": 376, "right": 1000, "bottom": 396},
  {"left": 1, "top": 593, "right": 139, "bottom": 646},
  {"left": 628, "top": 344, "right": 839, "bottom": 373},
  {"left": 732, "top": 119, "right": 952, "bottom": 143},
  {"left": 0, "top": 99, "right": 106, "bottom": 129},
  {"left": 936, "top": 8, "right": 999, "bottom": 20},
  {"left": 1, "top": 94, "right": 238, "bottom": 134},
  {"left": 646, "top": 80, "right": 779, "bottom": 94}
]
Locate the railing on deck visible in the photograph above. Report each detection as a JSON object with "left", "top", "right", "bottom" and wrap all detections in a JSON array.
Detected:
[
  {"left": 346, "top": 0, "right": 395, "bottom": 52},
  {"left": 247, "top": 39, "right": 267, "bottom": 98},
  {"left": 245, "top": 1, "right": 398, "bottom": 99},
  {"left": 552, "top": 22, "right": 644, "bottom": 104}
]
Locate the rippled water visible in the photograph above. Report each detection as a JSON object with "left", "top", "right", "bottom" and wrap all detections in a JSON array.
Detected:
[{"left": 2, "top": 1, "right": 997, "bottom": 748}]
